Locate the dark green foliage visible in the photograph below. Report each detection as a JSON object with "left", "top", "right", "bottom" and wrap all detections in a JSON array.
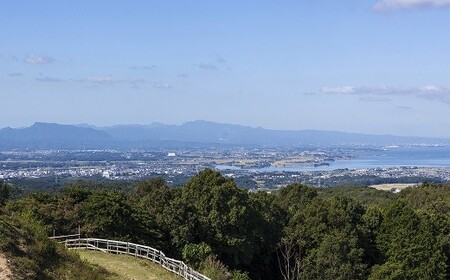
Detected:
[
  {"left": 233, "top": 177, "right": 258, "bottom": 189},
  {"left": 130, "top": 177, "right": 175, "bottom": 252},
  {"left": 249, "top": 191, "right": 286, "bottom": 277},
  {"left": 275, "top": 183, "right": 317, "bottom": 215},
  {"left": 286, "top": 196, "right": 364, "bottom": 252},
  {"left": 171, "top": 169, "right": 268, "bottom": 269},
  {"left": 4, "top": 172, "right": 450, "bottom": 280},
  {"left": 7, "top": 187, "right": 161, "bottom": 247},
  {"left": 360, "top": 206, "right": 383, "bottom": 267},
  {"left": 319, "top": 186, "right": 395, "bottom": 207},
  {"left": 131, "top": 177, "right": 174, "bottom": 229},
  {"left": 132, "top": 177, "right": 169, "bottom": 198},
  {"left": 0, "top": 181, "right": 12, "bottom": 206},
  {"left": 201, "top": 255, "right": 230, "bottom": 280},
  {"left": 369, "top": 201, "right": 447, "bottom": 279},
  {"left": 0, "top": 213, "right": 110, "bottom": 279},
  {"left": 281, "top": 195, "right": 368, "bottom": 279},
  {"left": 301, "top": 231, "right": 367, "bottom": 280},
  {"left": 401, "top": 183, "right": 450, "bottom": 277},
  {"left": 231, "top": 270, "right": 251, "bottom": 280},
  {"left": 79, "top": 190, "right": 161, "bottom": 245},
  {"left": 182, "top": 242, "right": 212, "bottom": 269},
  {"left": 8, "top": 176, "right": 133, "bottom": 197}
]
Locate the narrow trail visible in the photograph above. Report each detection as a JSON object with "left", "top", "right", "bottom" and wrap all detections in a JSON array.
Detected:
[{"left": 0, "top": 254, "right": 12, "bottom": 280}]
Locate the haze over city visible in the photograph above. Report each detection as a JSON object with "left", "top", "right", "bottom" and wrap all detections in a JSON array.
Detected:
[{"left": 2, "top": 0, "right": 450, "bottom": 137}]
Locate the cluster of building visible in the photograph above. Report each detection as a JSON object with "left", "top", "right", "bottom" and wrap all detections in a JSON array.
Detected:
[{"left": 1, "top": 148, "right": 449, "bottom": 190}]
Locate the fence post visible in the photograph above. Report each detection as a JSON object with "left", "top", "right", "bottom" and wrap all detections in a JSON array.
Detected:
[{"left": 50, "top": 235, "right": 211, "bottom": 280}]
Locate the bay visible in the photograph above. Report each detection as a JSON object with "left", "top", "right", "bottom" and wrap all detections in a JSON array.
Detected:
[{"left": 215, "top": 146, "right": 450, "bottom": 172}]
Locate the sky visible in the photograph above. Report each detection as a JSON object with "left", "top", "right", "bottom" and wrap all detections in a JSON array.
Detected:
[{"left": 1, "top": 0, "right": 450, "bottom": 138}]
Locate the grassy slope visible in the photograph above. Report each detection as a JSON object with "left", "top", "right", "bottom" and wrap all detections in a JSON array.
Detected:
[
  {"left": 0, "top": 213, "right": 111, "bottom": 280},
  {"left": 78, "top": 250, "right": 179, "bottom": 280}
]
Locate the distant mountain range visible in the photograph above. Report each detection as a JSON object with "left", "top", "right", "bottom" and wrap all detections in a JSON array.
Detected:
[{"left": 0, "top": 120, "right": 449, "bottom": 150}]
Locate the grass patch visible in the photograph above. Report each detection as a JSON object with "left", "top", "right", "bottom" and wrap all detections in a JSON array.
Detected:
[
  {"left": 0, "top": 214, "right": 110, "bottom": 279},
  {"left": 77, "top": 250, "right": 179, "bottom": 280}
]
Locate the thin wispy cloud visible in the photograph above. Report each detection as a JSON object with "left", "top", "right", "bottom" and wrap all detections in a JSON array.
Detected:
[
  {"left": 216, "top": 55, "right": 227, "bottom": 64},
  {"left": 153, "top": 82, "right": 172, "bottom": 89},
  {"left": 322, "top": 85, "right": 450, "bottom": 104},
  {"left": 397, "top": 105, "right": 412, "bottom": 109},
  {"left": 199, "top": 63, "right": 217, "bottom": 70},
  {"left": 373, "top": 0, "right": 450, "bottom": 11},
  {"left": 25, "top": 54, "right": 54, "bottom": 65},
  {"left": 130, "top": 65, "right": 156, "bottom": 70},
  {"left": 322, "top": 86, "right": 355, "bottom": 94},
  {"left": 359, "top": 96, "right": 391, "bottom": 102},
  {"left": 86, "top": 76, "right": 119, "bottom": 85},
  {"left": 72, "top": 76, "right": 145, "bottom": 86},
  {"left": 36, "top": 76, "right": 64, "bottom": 82},
  {"left": 8, "top": 72, "right": 23, "bottom": 77},
  {"left": 178, "top": 73, "right": 189, "bottom": 78}
]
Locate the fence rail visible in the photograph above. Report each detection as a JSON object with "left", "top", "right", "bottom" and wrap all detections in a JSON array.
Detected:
[
  {"left": 61, "top": 237, "right": 210, "bottom": 280},
  {"left": 49, "top": 233, "right": 81, "bottom": 240}
]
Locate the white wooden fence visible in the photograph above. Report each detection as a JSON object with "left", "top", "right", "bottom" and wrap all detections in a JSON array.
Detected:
[{"left": 51, "top": 236, "right": 210, "bottom": 280}]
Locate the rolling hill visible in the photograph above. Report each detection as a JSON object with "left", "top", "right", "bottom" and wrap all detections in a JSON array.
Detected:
[{"left": 0, "top": 120, "right": 449, "bottom": 150}]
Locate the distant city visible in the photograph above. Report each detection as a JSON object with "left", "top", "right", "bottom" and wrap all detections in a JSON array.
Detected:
[
  {"left": 1, "top": 121, "right": 450, "bottom": 190},
  {"left": 1, "top": 145, "right": 449, "bottom": 190}
]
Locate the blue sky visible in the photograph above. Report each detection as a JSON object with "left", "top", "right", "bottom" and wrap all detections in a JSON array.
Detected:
[{"left": 1, "top": 0, "right": 450, "bottom": 137}]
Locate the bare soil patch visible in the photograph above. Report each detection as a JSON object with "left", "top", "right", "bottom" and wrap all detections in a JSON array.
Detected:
[
  {"left": 369, "top": 183, "right": 417, "bottom": 191},
  {"left": 0, "top": 254, "right": 12, "bottom": 280}
]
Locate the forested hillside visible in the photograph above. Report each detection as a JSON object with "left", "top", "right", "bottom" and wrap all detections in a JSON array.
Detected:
[
  {"left": 1, "top": 170, "right": 449, "bottom": 279},
  {"left": 0, "top": 181, "right": 110, "bottom": 279}
]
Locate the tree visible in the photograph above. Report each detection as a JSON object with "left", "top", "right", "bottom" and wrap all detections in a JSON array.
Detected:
[
  {"left": 250, "top": 191, "right": 287, "bottom": 279},
  {"left": 131, "top": 177, "right": 175, "bottom": 252},
  {"left": 168, "top": 169, "right": 267, "bottom": 270},
  {"left": 182, "top": 242, "right": 212, "bottom": 269},
  {"left": 370, "top": 201, "right": 447, "bottom": 279},
  {"left": 360, "top": 206, "right": 383, "bottom": 267},
  {"left": 0, "top": 181, "right": 12, "bottom": 206},
  {"left": 277, "top": 237, "right": 302, "bottom": 280},
  {"left": 79, "top": 190, "right": 161, "bottom": 246},
  {"left": 275, "top": 183, "right": 317, "bottom": 216},
  {"left": 282, "top": 195, "right": 367, "bottom": 279},
  {"left": 301, "top": 230, "right": 367, "bottom": 280}
]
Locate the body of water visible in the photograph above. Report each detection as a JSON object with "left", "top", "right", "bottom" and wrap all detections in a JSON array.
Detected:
[{"left": 215, "top": 146, "right": 450, "bottom": 172}]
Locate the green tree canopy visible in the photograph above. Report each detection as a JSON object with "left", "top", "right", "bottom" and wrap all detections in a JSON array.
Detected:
[
  {"left": 370, "top": 201, "right": 447, "bottom": 280},
  {"left": 0, "top": 181, "right": 12, "bottom": 206}
]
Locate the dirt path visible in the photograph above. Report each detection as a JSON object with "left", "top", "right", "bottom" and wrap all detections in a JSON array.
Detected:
[{"left": 0, "top": 254, "right": 12, "bottom": 280}]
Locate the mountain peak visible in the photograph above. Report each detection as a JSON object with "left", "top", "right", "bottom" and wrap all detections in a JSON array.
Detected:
[
  {"left": 0, "top": 122, "right": 113, "bottom": 149},
  {"left": 1, "top": 121, "right": 449, "bottom": 150},
  {"left": 31, "top": 122, "right": 57, "bottom": 127}
]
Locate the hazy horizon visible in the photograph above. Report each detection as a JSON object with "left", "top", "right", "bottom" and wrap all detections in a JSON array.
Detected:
[
  {"left": 2, "top": 1, "right": 450, "bottom": 138},
  {"left": 3, "top": 119, "right": 450, "bottom": 140}
]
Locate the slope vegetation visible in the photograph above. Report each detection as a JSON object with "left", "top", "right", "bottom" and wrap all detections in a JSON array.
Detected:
[
  {"left": 78, "top": 250, "right": 178, "bottom": 280},
  {"left": 0, "top": 213, "right": 110, "bottom": 280}
]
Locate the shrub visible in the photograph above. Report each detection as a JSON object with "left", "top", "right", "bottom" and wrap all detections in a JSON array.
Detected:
[
  {"left": 182, "top": 242, "right": 212, "bottom": 269},
  {"left": 201, "top": 255, "right": 230, "bottom": 280},
  {"left": 0, "top": 181, "right": 11, "bottom": 207},
  {"left": 232, "top": 270, "right": 251, "bottom": 280}
]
